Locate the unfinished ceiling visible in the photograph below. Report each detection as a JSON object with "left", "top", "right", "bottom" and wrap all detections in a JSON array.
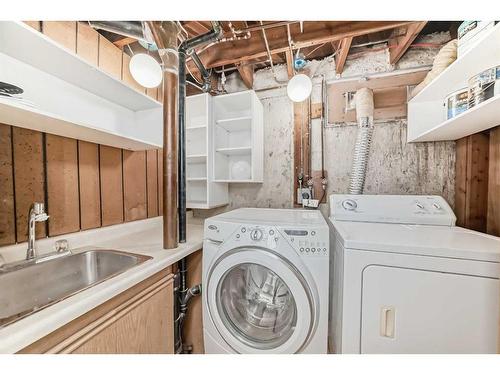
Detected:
[{"left": 97, "top": 21, "right": 460, "bottom": 92}]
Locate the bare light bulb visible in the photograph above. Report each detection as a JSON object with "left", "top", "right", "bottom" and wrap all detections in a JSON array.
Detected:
[
  {"left": 287, "top": 73, "right": 313, "bottom": 102},
  {"left": 129, "top": 53, "right": 162, "bottom": 88}
]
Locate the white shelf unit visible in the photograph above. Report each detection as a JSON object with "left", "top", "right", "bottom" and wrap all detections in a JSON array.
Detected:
[
  {"left": 186, "top": 94, "right": 228, "bottom": 209},
  {"left": 407, "top": 22, "right": 500, "bottom": 142},
  {"left": 213, "top": 90, "right": 264, "bottom": 183},
  {"left": 0, "top": 21, "right": 162, "bottom": 150}
]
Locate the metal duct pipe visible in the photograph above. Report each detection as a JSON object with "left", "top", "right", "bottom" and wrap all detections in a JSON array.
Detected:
[
  {"left": 189, "top": 51, "right": 211, "bottom": 92},
  {"left": 147, "top": 21, "right": 181, "bottom": 250},
  {"left": 88, "top": 21, "right": 154, "bottom": 44},
  {"left": 178, "top": 21, "right": 223, "bottom": 243},
  {"left": 349, "top": 88, "right": 374, "bottom": 194}
]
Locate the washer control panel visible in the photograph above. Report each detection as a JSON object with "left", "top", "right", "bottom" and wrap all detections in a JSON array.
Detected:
[
  {"left": 330, "top": 194, "right": 456, "bottom": 226},
  {"left": 284, "top": 228, "right": 328, "bottom": 257},
  {"left": 232, "top": 225, "right": 328, "bottom": 256}
]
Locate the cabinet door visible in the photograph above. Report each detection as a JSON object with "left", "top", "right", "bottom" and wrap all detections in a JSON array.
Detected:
[
  {"left": 71, "top": 279, "right": 174, "bottom": 354},
  {"left": 361, "top": 265, "right": 499, "bottom": 354}
]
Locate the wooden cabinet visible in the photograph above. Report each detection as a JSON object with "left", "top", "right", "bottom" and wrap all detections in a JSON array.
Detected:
[{"left": 19, "top": 268, "right": 174, "bottom": 354}]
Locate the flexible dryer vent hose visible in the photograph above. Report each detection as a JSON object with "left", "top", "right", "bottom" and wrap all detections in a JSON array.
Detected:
[{"left": 349, "top": 87, "right": 374, "bottom": 195}]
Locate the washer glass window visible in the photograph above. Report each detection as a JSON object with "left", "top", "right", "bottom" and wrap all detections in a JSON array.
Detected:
[{"left": 217, "top": 262, "right": 297, "bottom": 349}]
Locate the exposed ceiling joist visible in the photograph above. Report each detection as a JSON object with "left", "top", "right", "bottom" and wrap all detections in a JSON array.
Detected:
[
  {"left": 113, "top": 36, "right": 137, "bottom": 48},
  {"left": 335, "top": 36, "right": 353, "bottom": 74},
  {"left": 237, "top": 64, "right": 254, "bottom": 89},
  {"left": 183, "top": 21, "right": 210, "bottom": 36},
  {"left": 192, "top": 21, "right": 414, "bottom": 69},
  {"left": 389, "top": 21, "right": 428, "bottom": 65},
  {"left": 285, "top": 50, "right": 294, "bottom": 79}
]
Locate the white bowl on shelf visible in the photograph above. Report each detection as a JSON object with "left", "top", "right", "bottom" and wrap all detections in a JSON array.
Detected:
[{"left": 231, "top": 160, "right": 251, "bottom": 180}]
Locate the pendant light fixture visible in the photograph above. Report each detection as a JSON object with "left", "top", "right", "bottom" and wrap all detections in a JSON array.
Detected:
[
  {"left": 129, "top": 42, "right": 162, "bottom": 89},
  {"left": 286, "top": 52, "right": 312, "bottom": 102}
]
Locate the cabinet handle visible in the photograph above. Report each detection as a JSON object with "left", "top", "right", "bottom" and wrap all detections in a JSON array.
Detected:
[{"left": 380, "top": 306, "right": 395, "bottom": 338}]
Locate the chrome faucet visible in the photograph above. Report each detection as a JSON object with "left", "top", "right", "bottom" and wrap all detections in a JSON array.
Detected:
[{"left": 26, "top": 202, "right": 49, "bottom": 260}]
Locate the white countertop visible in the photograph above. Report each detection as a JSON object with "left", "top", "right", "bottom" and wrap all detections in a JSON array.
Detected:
[{"left": 0, "top": 216, "right": 204, "bottom": 353}]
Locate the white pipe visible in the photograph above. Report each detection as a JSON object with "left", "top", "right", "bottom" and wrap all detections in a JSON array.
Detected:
[{"left": 349, "top": 88, "right": 374, "bottom": 194}]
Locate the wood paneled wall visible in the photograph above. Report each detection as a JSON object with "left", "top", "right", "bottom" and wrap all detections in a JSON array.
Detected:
[
  {"left": 455, "top": 126, "right": 500, "bottom": 236},
  {"left": 0, "top": 124, "right": 163, "bottom": 246},
  {"left": 0, "top": 22, "right": 165, "bottom": 246}
]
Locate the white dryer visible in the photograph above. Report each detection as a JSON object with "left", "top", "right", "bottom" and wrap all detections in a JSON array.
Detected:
[
  {"left": 329, "top": 194, "right": 500, "bottom": 354},
  {"left": 202, "top": 208, "right": 329, "bottom": 354}
]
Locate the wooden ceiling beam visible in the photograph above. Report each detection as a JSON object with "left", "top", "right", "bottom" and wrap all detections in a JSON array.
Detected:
[
  {"left": 335, "top": 36, "right": 353, "bottom": 74},
  {"left": 193, "top": 21, "right": 414, "bottom": 69},
  {"left": 184, "top": 21, "right": 210, "bottom": 35},
  {"left": 113, "top": 36, "right": 137, "bottom": 48},
  {"left": 285, "top": 50, "right": 294, "bottom": 79},
  {"left": 389, "top": 21, "right": 428, "bottom": 65},
  {"left": 237, "top": 64, "right": 254, "bottom": 89}
]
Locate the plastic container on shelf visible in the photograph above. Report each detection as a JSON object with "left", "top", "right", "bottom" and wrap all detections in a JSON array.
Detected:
[
  {"left": 467, "top": 65, "right": 500, "bottom": 108},
  {"left": 444, "top": 88, "right": 468, "bottom": 120}
]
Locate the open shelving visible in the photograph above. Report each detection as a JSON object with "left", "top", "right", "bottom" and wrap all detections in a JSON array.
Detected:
[
  {"left": 407, "top": 22, "right": 500, "bottom": 142},
  {"left": 0, "top": 22, "right": 159, "bottom": 111},
  {"left": 185, "top": 93, "right": 228, "bottom": 209},
  {"left": 0, "top": 21, "right": 162, "bottom": 150},
  {"left": 212, "top": 91, "right": 263, "bottom": 183},
  {"left": 0, "top": 98, "right": 159, "bottom": 150}
]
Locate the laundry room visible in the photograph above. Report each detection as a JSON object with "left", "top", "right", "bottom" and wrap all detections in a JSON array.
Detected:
[{"left": 1, "top": 1, "right": 500, "bottom": 373}]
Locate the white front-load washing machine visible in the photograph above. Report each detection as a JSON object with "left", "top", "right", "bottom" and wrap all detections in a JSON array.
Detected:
[
  {"left": 329, "top": 194, "right": 500, "bottom": 354},
  {"left": 202, "top": 208, "right": 329, "bottom": 354}
]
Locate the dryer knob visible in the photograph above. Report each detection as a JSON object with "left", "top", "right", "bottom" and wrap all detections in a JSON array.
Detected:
[{"left": 342, "top": 199, "right": 357, "bottom": 211}]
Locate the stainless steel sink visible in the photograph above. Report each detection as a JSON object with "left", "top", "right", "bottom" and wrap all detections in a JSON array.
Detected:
[{"left": 0, "top": 249, "right": 151, "bottom": 328}]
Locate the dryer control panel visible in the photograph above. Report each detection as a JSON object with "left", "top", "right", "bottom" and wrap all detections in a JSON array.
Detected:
[{"left": 330, "top": 194, "right": 456, "bottom": 226}]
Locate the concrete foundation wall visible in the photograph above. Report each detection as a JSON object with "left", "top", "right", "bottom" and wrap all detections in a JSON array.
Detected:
[{"left": 194, "top": 32, "right": 455, "bottom": 217}]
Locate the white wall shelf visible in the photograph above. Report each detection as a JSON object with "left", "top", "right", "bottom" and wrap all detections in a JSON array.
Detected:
[
  {"left": 213, "top": 90, "right": 264, "bottom": 183},
  {"left": 407, "top": 22, "right": 500, "bottom": 142},
  {"left": 216, "top": 146, "right": 252, "bottom": 156},
  {"left": 0, "top": 21, "right": 163, "bottom": 150},
  {"left": 411, "top": 95, "right": 500, "bottom": 142},
  {"left": 0, "top": 98, "right": 158, "bottom": 150},
  {"left": 0, "top": 22, "right": 160, "bottom": 111},
  {"left": 187, "top": 154, "right": 207, "bottom": 163},
  {"left": 185, "top": 93, "right": 228, "bottom": 209},
  {"left": 216, "top": 116, "right": 252, "bottom": 132}
]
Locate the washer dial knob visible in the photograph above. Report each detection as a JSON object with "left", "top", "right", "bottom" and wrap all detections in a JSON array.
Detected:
[
  {"left": 342, "top": 199, "right": 357, "bottom": 211},
  {"left": 250, "top": 229, "right": 263, "bottom": 241}
]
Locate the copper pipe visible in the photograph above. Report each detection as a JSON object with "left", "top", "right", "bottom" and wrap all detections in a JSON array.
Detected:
[
  {"left": 232, "top": 21, "right": 299, "bottom": 34},
  {"left": 161, "top": 71, "right": 179, "bottom": 249},
  {"left": 148, "top": 21, "right": 180, "bottom": 250}
]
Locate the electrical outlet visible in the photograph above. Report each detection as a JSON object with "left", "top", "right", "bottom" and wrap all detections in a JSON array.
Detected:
[{"left": 297, "top": 187, "right": 313, "bottom": 204}]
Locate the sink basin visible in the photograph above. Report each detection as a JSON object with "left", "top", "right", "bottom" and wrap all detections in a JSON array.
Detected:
[{"left": 0, "top": 249, "right": 151, "bottom": 328}]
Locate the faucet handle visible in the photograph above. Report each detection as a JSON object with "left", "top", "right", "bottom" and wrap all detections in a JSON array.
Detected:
[{"left": 54, "top": 239, "right": 70, "bottom": 253}]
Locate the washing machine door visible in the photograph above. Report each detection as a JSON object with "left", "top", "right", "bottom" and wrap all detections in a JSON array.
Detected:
[{"left": 206, "top": 247, "right": 315, "bottom": 353}]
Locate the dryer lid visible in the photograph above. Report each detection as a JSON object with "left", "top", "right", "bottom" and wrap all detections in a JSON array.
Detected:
[{"left": 332, "top": 219, "right": 500, "bottom": 262}]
